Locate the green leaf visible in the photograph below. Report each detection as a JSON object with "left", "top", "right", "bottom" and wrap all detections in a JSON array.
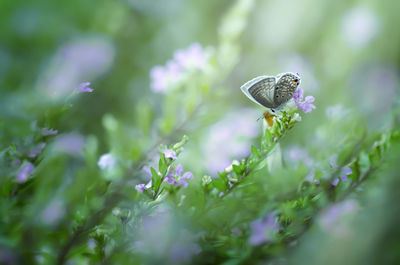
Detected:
[
  {"left": 261, "top": 129, "right": 272, "bottom": 150},
  {"left": 151, "top": 167, "right": 161, "bottom": 191},
  {"left": 212, "top": 178, "right": 227, "bottom": 191},
  {"left": 158, "top": 154, "right": 167, "bottom": 175},
  {"left": 358, "top": 151, "right": 370, "bottom": 176},
  {"left": 250, "top": 145, "right": 260, "bottom": 158},
  {"left": 232, "top": 164, "right": 242, "bottom": 175}
]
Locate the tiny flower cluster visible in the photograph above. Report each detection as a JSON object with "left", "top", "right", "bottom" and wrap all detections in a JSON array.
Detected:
[
  {"left": 150, "top": 43, "right": 208, "bottom": 93},
  {"left": 293, "top": 87, "right": 316, "bottom": 113},
  {"left": 165, "top": 164, "right": 193, "bottom": 188},
  {"left": 135, "top": 149, "right": 194, "bottom": 192}
]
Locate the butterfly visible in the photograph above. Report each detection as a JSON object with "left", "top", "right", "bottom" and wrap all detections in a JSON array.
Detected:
[{"left": 240, "top": 72, "right": 301, "bottom": 112}]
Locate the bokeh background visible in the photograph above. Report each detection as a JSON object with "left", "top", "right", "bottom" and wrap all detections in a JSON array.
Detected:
[{"left": 1, "top": 0, "right": 400, "bottom": 264}]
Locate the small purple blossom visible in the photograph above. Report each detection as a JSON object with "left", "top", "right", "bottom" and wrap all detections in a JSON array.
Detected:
[
  {"left": 340, "top": 167, "right": 353, "bottom": 182},
  {"left": 165, "top": 164, "right": 193, "bottom": 188},
  {"left": 41, "top": 128, "right": 58, "bottom": 136},
  {"left": 27, "top": 142, "right": 46, "bottom": 158},
  {"left": 16, "top": 162, "right": 34, "bottom": 183},
  {"left": 40, "top": 200, "right": 65, "bottom": 225},
  {"left": 164, "top": 149, "right": 177, "bottom": 160},
  {"left": 331, "top": 178, "right": 340, "bottom": 186},
  {"left": 329, "top": 155, "right": 353, "bottom": 186},
  {"left": 135, "top": 184, "right": 147, "bottom": 192},
  {"left": 249, "top": 213, "right": 279, "bottom": 245},
  {"left": 293, "top": 87, "right": 316, "bottom": 113},
  {"left": 77, "top": 82, "right": 93, "bottom": 93},
  {"left": 54, "top": 133, "right": 85, "bottom": 155}
]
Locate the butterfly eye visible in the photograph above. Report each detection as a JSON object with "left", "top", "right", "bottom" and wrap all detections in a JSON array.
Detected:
[{"left": 292, "top": 79, "right": 299, "bottom": 85}]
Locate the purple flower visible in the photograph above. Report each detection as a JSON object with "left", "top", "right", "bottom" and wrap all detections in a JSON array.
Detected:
[
  {"left": 249, "top": 213, "right": 279, "bottom": 245},
  {"left": 331, "top": 178, "right": 340, "bottom": 186},
  {"left": 329, "top": 155, "right": 352, "bottom": 186},
  {"left": 135, "top": 184, "right": 147, "bottom": 192},
  {"left": 77, "top": 82, "right": 93, "bottom": 93},
  {"left": 170, "top": 242, "right": 201, "bottom": 263},
  {"left": 340, "top": 167, "right": 352, "bottom": 182},
  {"left": 205, "top": 108, "right": 259, "bottom": 174},
  {"left": 319, "top": 199, "right": 358, "bottom": 236},
  {"left": 27, "top": 142, "right": 46, "bottom": 158},
  {"left": 41, "top": 128, "right": 58, "bottom": 136},
  {"left": 16, "top": 162, "right": 34, "bottom": 183},
  {"left": 293, "top": 87, "right": 316, "bottom": 113},
  {"left": 165, "top": 164, "right": 193, "bottom": 188},
  {"left": 40, "top": 199, "right": 65, "bottom": 225},
  {"left": 54, "top": 133, "right": 85, "bottom": 156},
  {"left": 164, "top": 149, "right": 177, "bottom": 160}
]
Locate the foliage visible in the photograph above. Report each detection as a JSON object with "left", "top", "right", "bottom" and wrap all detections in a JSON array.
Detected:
[{"left": 1, "top": 0, "right": 400, "bottom": 264}]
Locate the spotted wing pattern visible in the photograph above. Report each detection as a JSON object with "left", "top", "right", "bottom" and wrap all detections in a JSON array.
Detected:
[
  {"left": 274, "top": 73, "right": 299, "bottom": 106},
  {"left": 241, "top": 76, "right": 277, "bottom": 108}
]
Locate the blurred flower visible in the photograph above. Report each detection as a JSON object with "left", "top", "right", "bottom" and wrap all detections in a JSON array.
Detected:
[
  {"left": 205, "top": 109, "right": 259, "bottom": 174},
  {"left": 249, "top": 213, "right": 279, "bottom": 245},
  {"left": 169, "top": 242, "right": 201, "bottom": 263},
  {"left": 173, "top": 43, "right": 208, "bottom": 69},
  {"left": 164, "top": 149, "right": 177, "bottom": 160},
  {"left": 284, "top": 145, "right": 313, "bottom": 168},
  {"left": 165, "top": 164, "right": 193, "bottom": 188},
  {"left": 325, "top": 104, "right": 350, "bottom": 120},
  {"left": 38, "top": 37, "right": 115, "bottom": 100},
  {"left": 342, "top": 7, "right": 379, "bottom": 49},
  {"left": 41, "top": 128, "right": 58, "bottom": 136},
  {"left": 54, "top": 133, "right": 85, "bottom": 156},
  {"left": 16, "top": 162, "right": 34, "bottom": 183},
  {"left": 330, "top": 155, "right": 352, "bottom": 186},
  {"left": 77, "top": 82, "right": 93, "bottom": 93},
  {"left": 40, "top": 199, "right": 65, "bottom": 225},
  {"left": 135, "top": 184, "right": 147, "bottom": 192},
  {"left": 293, "top": 88, "right": 316, "bottom": 113},
  {"left": 150, "top": 43, "right": 208, "bottom": 93},
  {"left": 305, "top": 171, "right": 315, "bottom": 183},
  {"left": 318, "top": 199, "right": 358, "bottom": 236},
  {"left": 27, "top": 142, "right": 46, "bottom": 158},
  {"left": 350, "top": 65, "right": 399, "bottom": 129},
  {"left": 97, "top": 153, "right": 117, "bottom": 170}
]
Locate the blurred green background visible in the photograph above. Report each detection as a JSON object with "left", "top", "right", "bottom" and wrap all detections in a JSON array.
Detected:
[{"left": 1, "top": 0, "right": 400, "bottom": 264}]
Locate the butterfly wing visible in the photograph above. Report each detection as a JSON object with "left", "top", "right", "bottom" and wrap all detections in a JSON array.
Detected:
[
  {"left": 274, "top": 73, "right": 299, "bottom": 106},
  {"left": 240, "top": 76, "right": 278, "bottom": 108}
]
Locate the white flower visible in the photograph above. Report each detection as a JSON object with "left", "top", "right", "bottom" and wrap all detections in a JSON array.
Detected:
[{"left": 97, "top": 153, "right": 117, "bottom": 170}]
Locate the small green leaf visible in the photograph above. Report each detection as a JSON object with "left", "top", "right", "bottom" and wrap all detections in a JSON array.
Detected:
[
  {"left": 262, "top": 129, "right": 272, "bottom": 150},
  {"left": 232, "top": 164, "right": 242, "bottom": 175},
  {"left": 212, "top": 178, "right": 227, "bottom": 191},
  {"left": 151, "top": 167, "right": 161, "bottom": 191},
  {"left": 250, "top": 145, "right": 260, "bottom": 158},
  {"left": 158, "top": 154, "right": 167, "bottom": 175},
  {"left": 358, "top": 151, "right": 370, "bottom": 176}
]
